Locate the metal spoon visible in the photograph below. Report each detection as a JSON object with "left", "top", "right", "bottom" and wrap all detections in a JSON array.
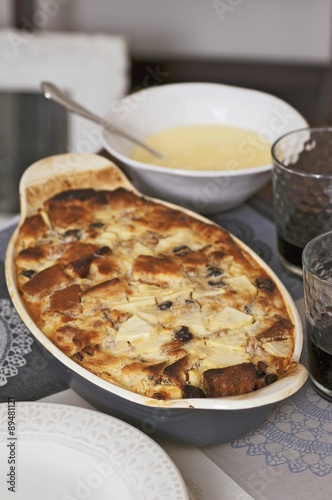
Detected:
[{"left": 40, "top": 81, "right": 162, "bottom": 158}]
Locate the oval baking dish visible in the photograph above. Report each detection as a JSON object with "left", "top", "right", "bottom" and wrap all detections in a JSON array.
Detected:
[{"left": 5, "top": 153, "right": 308, "bottom": 446}]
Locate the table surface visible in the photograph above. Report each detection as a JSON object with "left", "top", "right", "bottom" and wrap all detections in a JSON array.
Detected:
[{"left": 0, "top": 200, "right": 331, "bottom": 500}]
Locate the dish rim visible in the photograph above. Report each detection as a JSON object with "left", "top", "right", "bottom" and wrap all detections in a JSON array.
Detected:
[{"left": 5, "top": 153, "right": 308, "bottom": 411}]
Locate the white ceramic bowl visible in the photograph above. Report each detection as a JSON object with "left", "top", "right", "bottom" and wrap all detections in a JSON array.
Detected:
[{"left": 102, "top": 82, "right": 308, "bottom": 214}]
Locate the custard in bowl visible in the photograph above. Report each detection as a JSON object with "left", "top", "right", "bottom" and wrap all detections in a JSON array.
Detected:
[{"left": 103, "top": 82, "right": 308, "bottom": 214}]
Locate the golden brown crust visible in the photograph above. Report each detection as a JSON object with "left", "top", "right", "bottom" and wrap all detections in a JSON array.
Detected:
[
  {"left": 15, "top": 214, "right": 49, "bottom": 253},
  {"left": 21, "top": 264, "right": 70, "bottom": 300},
  {"left": 133, "top": 255, "right": 184, "bottom": 286},
  {"left": 203, "top": 363, "right": 258, "bottom": 397},
  {"left": 14, "top": 186, "right": 296, "bottom": 400},
  {"left": 49, "top": 284, "right": 82, "bottom": 317}
]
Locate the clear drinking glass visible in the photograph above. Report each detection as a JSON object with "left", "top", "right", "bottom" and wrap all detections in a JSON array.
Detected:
[
  {"left": 302, "top": 231, "right": 332, "bottom": 401},
  {"left": 272, "top": 127, "right": 332, "bottom": 276}
]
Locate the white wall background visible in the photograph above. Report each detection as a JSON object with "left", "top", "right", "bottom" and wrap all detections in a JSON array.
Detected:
[
  {"left": 0, "top": 0, "right": 11, "bottom": 27},
  {"left": 1, "top": 0, "right": 332, "bottom": 64}
]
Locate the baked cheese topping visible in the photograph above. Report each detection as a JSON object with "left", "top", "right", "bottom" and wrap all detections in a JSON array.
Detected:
[{"left": 14, "top": 187, "right": 295, "bottom": 400}]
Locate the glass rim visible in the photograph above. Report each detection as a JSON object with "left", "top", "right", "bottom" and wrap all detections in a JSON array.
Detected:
[
  {"left": 302, "top": 230, "right": 332, "bottom": 284},
  {"left": 271, "top": 126, "right": 332, "bottom": 179}
]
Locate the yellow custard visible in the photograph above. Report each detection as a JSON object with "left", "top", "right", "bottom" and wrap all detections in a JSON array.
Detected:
[{"left": 130, "top": 124, "right": 271, "bottom": 171}]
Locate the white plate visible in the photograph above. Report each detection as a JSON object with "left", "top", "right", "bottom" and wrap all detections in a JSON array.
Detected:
[{"left": 0, "top": 402, "right": 189, "bottom": 500}]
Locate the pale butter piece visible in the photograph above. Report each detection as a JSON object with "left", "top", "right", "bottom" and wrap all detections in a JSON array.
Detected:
[
  {"left": 158, "top": 288, "right": 194, "bottom": 302},
  {"left": 262, "top": 339, "right": 293, "bottom": 358},
  {"left": 133, "top": 241, "right": 154, "bottom": 256},
  {"left": 137, "top": 329, "right": 173, "bottom": 359},
  {"left": 135, "top": 305, "right": 165, "bottom": 325},
  {"left": 39, "top": 209, "right": 52, "bottom": 229},
  {"left": 105, "top": 224, "right": 137, "bottom": 240},
  {"left": 223, "top": 275, "right": 257, "bottom": 295},
  {"left": 192, "top": 289, "right": 224, "bottom": 300},
  {"left": 130, "top": 283, "right": 166, "bottom": 298},
  {"left": 208, "top": 331, "right": 247, "bottom": 350},
  {"left": 117, "top": 315, "right": 152, "bottom": 340},
  {"left": 208, "top": 306, "right": 253, "bottom": 331},
  {"left": 172, "top": 310, "right": 208, "bottom": 337},
  {"left": 187, "top": 367, "right": 202, "bottom": 387},
  {"left": 201, "top": 346, "right": 250, "bottom": 369},
  {"left": 127, "top": 295, "right": 156, "bottom": 306},
  {"left": 113, "top": 301, "right": 167, "bottom": 326},
  {"left": 91, "top": 231, "right": 118, "bottom": 247},
  {"left": 155, "top": 230, "right": 200, "bottom": 253}
]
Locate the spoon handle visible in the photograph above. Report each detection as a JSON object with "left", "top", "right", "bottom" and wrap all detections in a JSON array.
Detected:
[{"left": 40, "top": 81, "right": 161, "bottom": 158}]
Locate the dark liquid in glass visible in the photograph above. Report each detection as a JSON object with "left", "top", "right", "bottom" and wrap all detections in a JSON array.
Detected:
[
  {"left": 307, "top": 322, "right": 332, "bottom": 401},
  {"left": 277, "top": 235, "right": 304, "bottom": 269}
]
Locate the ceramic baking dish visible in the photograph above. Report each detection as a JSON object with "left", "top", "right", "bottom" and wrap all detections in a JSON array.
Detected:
[{"left": 5, "top": 153, "right": 308, "bottom": 446}]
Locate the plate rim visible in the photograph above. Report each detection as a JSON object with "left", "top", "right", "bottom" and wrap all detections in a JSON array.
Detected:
[{"left": 0, "top": 401, "right": 190, "bottom": 500}]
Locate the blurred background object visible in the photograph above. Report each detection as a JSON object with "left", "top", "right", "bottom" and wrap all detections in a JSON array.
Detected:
[
  {"left": 0, "top": 0, "right": 129, "bottom": 217},
  {"left": 20, "top": 0, "right": 332, "bottom": 126}
]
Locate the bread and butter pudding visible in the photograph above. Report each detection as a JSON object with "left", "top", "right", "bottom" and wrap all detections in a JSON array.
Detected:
[{"left": 14, "top": 185, "right": 296, "bottom": 400}]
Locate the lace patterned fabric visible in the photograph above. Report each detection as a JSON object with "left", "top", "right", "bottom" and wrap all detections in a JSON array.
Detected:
[
  {"left": 0, "top": 298, "right": 33, "bottom": 386},
  {"left": 231, "top": 383, "right": 332, "bottom": 477}
]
